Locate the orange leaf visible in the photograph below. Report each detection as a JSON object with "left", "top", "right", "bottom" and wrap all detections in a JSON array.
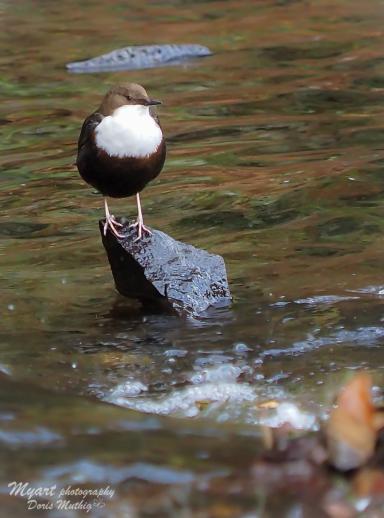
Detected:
[{"left": 326, "top": 373, "right": 376, "bottom": 471}]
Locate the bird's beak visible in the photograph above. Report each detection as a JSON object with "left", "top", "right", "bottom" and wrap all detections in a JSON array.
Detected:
[{"left": 147, "top": 99, "right": 162, "bottom": 106}]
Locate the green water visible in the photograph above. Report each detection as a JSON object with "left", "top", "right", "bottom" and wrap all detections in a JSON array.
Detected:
[{"left": 1, "top": 0, "right": 384, "bottom": 516}]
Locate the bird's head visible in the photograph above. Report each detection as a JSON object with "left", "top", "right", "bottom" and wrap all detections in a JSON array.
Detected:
[{"left": 99, "top": 83, "right": 161, "bottom": 116}]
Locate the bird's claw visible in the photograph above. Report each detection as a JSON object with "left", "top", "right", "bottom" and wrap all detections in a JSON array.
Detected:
[
  {"left": 104, "top": 215, "right": 126, "bottom": 238},
  {"left": 130, "top": 220, "right": 152, "bottom": 241},
  {"left": 110, "top": 215, "right": 123, "bottom": 227}
]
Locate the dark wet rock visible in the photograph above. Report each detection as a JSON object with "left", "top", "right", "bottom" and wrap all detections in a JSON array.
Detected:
[
  {"left": 99, "top": 220, "right": 231, "bottom": 317},
  {"left": 67, "top": 44, "right": 212, "bottom": 73}
]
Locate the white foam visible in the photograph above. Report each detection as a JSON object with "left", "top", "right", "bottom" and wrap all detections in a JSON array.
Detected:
[
  {"left": 189, "top": 364, "right": 242, "bottom": 385},
  {"left": 259, "top": 402, "right": 317, "bottom": 430},
  {"left": 104, "top": 364, "right": 317, "bottom": 430},
  {"left": 106, "top": 381, "right": 255, "bottom": 418},
  {"left": 109, "top": 380, "right": 148, "bottom": 398}
]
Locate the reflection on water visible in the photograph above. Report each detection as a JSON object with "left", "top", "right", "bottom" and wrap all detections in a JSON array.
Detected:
[{"left": 1, "top": 0, "right": 384, "bottom": 515}]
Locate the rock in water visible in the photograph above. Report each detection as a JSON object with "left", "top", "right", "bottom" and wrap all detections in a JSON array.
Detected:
[
  {"left": 67, "top": 44, "right": 212, "bottom": 73},
  {"left": 99, "top": 220, "right": 231, "bottom": 317}
]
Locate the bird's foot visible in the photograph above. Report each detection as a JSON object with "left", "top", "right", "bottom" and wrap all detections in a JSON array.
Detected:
[
  {"left": 130, "top": 220, "right": 152, "bottom": 241},
  {"left": 103, "top": 214, "right": 125, "bottom": 238}
]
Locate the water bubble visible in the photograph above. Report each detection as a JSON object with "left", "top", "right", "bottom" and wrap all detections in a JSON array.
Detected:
[
  {"left": 233, "top": 342, "right": 251, "bottom": 353},
  {"left": 108, "top": 380, "right": 148, "bottom": 397},
  {"left": 164, "top": 349, "right": 187, "bottom": 358},
  {"left": 190, "top": 364, "right": 242, "bottom": 385}
]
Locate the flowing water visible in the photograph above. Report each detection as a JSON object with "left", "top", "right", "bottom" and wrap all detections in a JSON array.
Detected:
[{"left": 1, "top": 0, "right": 384, "bottom": 516}]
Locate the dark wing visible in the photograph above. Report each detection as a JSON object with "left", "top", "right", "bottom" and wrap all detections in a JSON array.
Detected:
[
  {"left": 149, "top": 107, "right": 161, "bottom": 128},
  {"left": 77, "top": 112, "right": 104, "bottom": 151}
]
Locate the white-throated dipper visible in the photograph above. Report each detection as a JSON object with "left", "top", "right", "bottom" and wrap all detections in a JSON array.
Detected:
[{"left": 76, "top": 83, "right": 166, "bottom": 239}]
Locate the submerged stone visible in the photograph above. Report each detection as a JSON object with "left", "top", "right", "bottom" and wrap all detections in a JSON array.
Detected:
[
  {"left": 99, "top": 220, "right": 231, "bottom": 317},
  {"left": 67, "top": 44, "right": 212, "bottom": 73}
]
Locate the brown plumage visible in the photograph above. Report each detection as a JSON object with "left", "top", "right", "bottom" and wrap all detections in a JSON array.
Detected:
[{"left": 76, "top": 83, "right": 166, "bottom": 239}]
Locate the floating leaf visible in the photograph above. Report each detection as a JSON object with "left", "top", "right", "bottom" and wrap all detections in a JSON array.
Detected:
[{"left": 326, "top": 373, "right": 376, "bottom": 471}]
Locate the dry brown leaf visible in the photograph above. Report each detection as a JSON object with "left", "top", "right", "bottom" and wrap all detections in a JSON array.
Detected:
[
  {"left": 258, "top": 400, "right": 279, "bottom": 409},
  {"left": 326, "top": 373, "right": 377, "bottom": 471}
]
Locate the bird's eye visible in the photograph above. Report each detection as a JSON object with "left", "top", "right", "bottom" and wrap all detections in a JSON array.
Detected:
[{"left": 125, "top": 95, "right": 131, "bottom": 100}]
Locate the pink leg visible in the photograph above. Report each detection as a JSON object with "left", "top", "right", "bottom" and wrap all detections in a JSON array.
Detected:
[
  {"left": 103, "top": 198, "right": 125, "bottom": 238},
  {"left": 130, "top": 193, "right": 152, "bottom": 240}
]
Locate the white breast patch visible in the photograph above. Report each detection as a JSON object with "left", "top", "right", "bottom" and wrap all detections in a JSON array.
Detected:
[{"left": 95, "top": 104, "right": 163, "bottom": 158}]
